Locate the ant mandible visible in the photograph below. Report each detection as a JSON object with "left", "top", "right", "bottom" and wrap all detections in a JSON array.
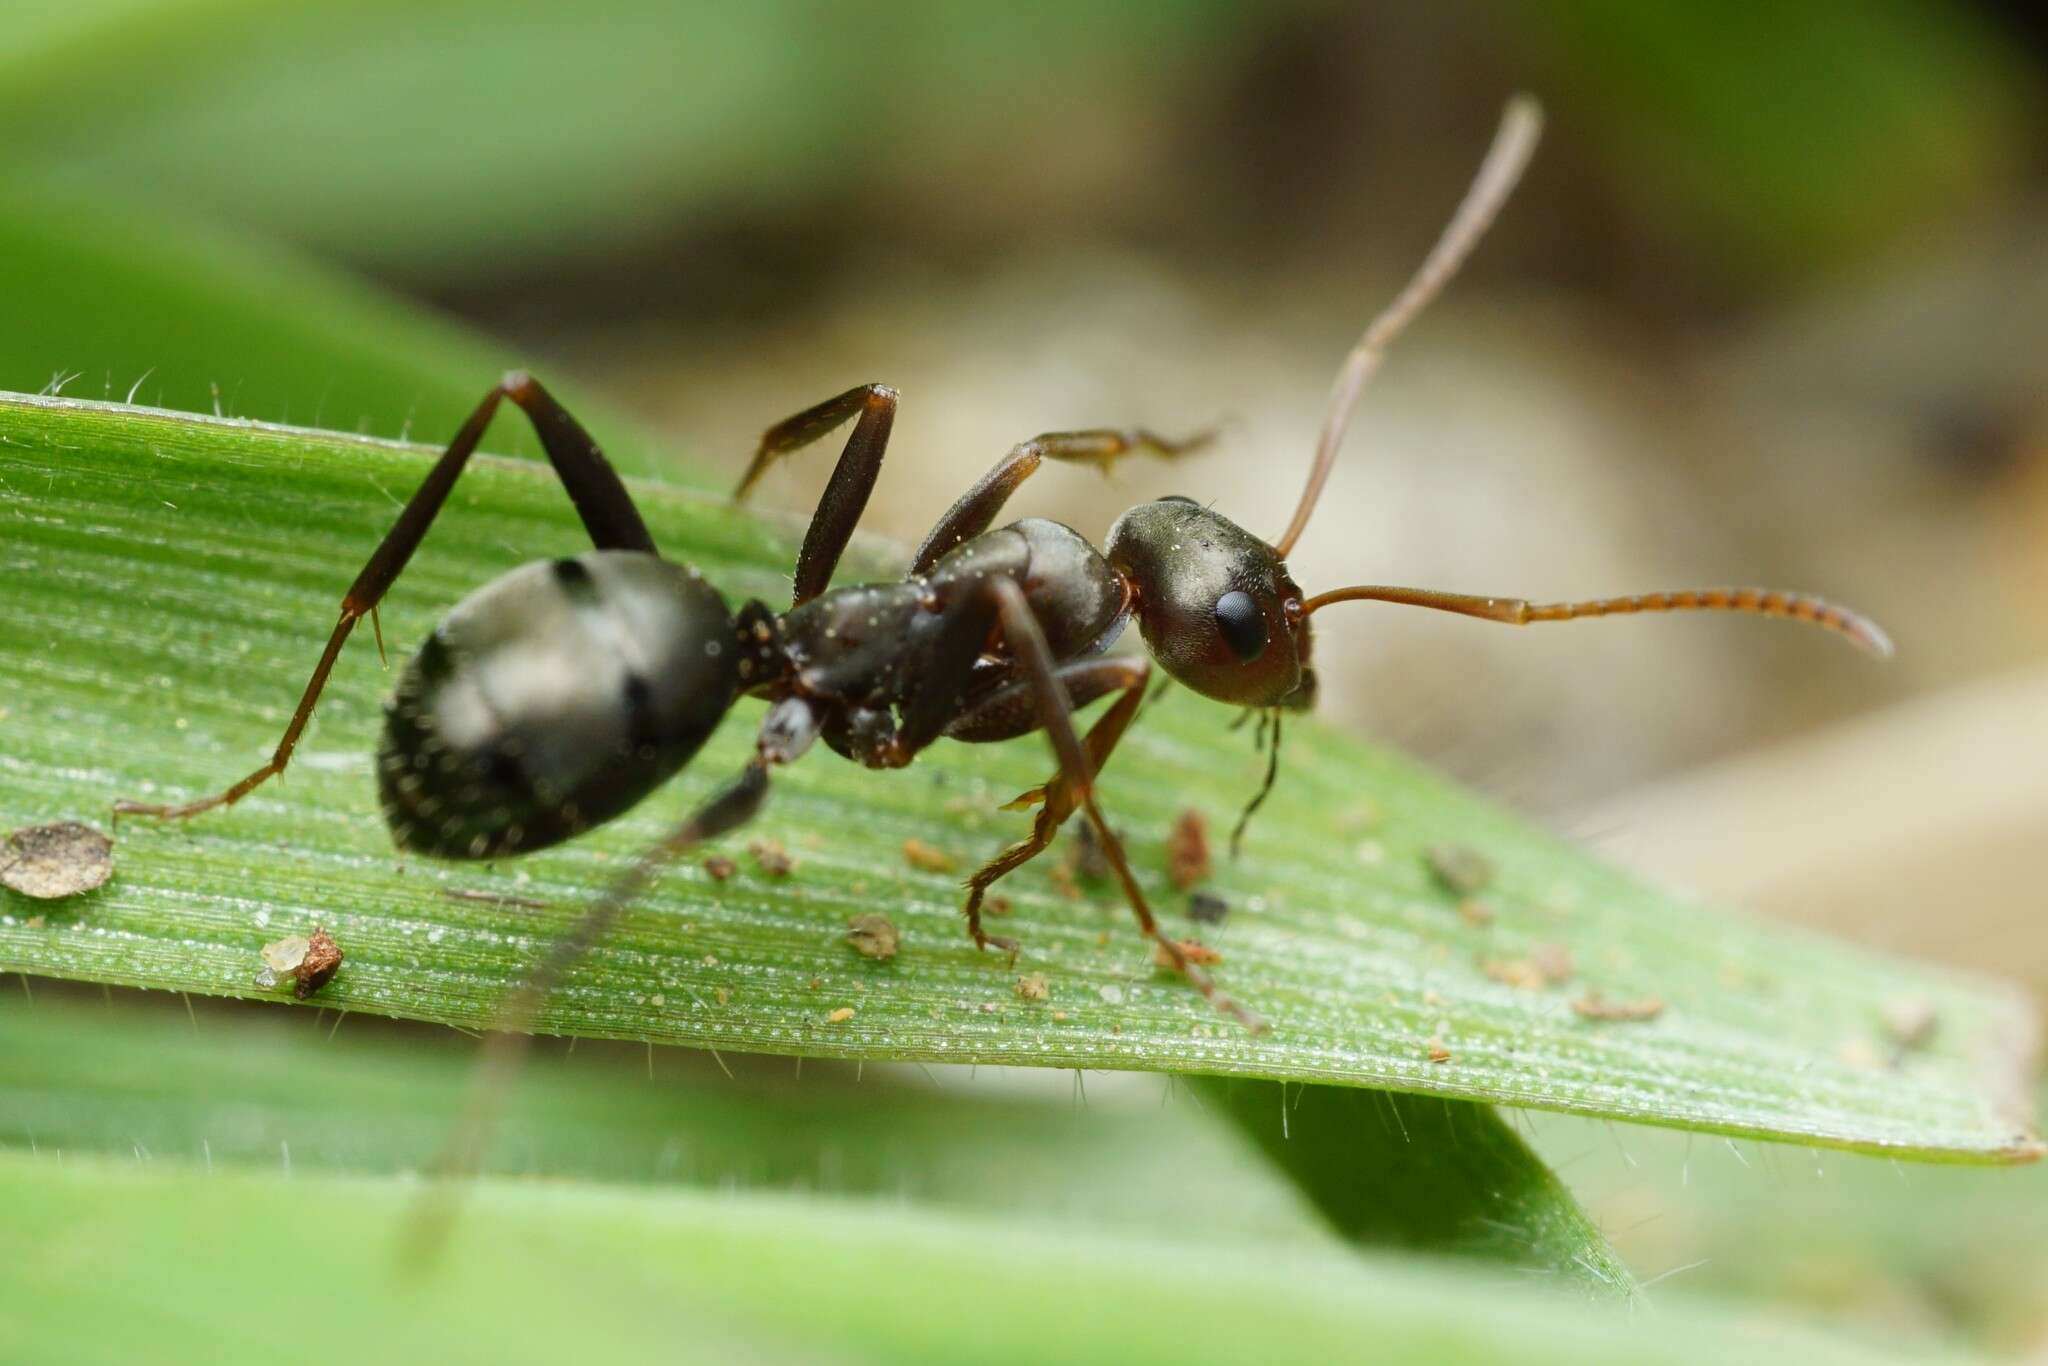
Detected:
[{"left": 114, "top": 96, "right": 1888, "bottom": 1045}]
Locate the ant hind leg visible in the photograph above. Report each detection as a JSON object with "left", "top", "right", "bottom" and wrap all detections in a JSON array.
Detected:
[{"left": 116, "top": 372, "right": 653, "bottom": 822}]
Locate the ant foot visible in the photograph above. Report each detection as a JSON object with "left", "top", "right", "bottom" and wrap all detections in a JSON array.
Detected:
[{"left": 973, "top": 930, "right": 1021, "bottom": 964}]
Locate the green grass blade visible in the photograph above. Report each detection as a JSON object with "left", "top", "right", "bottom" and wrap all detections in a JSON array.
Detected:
[
  {"left": 0, "top": 989, "right": 1320, "bottom": 1241},
  {"left": 0, "top": 987, "right": 1631, "bottom": 1297},
  {"left": 0, "top": 392, "right": 2038, "bottom": 1164},
  {"left": 0, "top": 1148, "right": 1972, "bottom": 1366},
  {"left": 1198, "top": 1080, "right": 1635, "bottom": 1298}
]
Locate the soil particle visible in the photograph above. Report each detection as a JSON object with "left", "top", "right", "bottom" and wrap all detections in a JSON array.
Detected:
[
  {"left": 1, "top": 821, "right": 113, "bottom": 900},
  {"left": 845, "top": 913, "right": 900, "bottom": 961}
]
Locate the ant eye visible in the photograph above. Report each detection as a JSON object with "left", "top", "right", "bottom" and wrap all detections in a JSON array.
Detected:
[{"left": 1213, "top": 590, "right": 1268, "bottom": 661}]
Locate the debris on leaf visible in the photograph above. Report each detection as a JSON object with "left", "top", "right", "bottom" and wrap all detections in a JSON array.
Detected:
[
  {"left": 826, "top": 1006, "right": 855, "bottom": 1024},
  {"left": 1047, "top": 862, "right": 1081, "bottom": 899},
  {"left": 1, "top": 821, "right": 113, "bottom": 900},
  {"left": 1336, "top": 800, "right": 1382, "bottom": 834},
  {"left": 747, "top": 839, "right": 794, "bottom": 877},
  {"left": 1456, "top": 897, "right": 1495, "bottom": 927},
  {"left": 260, "top": 935, "right": 311, "bottom": 979},
  {"left": 1425, "top": 842, "right": 1495, "bottom": 897},
  {"left": 1068, "top": 822, "right": 1115, "bottom": 884},
  {"left": 443, "top": 887, "right": 547, "bottom": 910},
  {"left": 1571, "top": 992, "right": 1665, "bottom": 1023},
  {"left": 1481, "top": 957, "right": 1545, "bottom": 990},
  {"left": 1153, "top": 937, "right": 1223, "bottom": 969},
  {"left": 1187, "top": 890, "right": 1229, "bottom": 925},
  {"left": 1881, "top": 998, "right": 1939, "bottom": 1056},
  {"left": 257, "top": 927, "right": 344, "bottom": 998},
  {"left": 1529, "top": 942, "right": 1575, "bottom": 985},
  {"left": 984, "top": 894, "right": 1013, "bottom": 918},
  {"left": 1427, "top": 1038, "right": 1453, "bottom": 1063},
  {"left": 1481, "top": 945, "right": 1574, "bottom": 990},
  {"left": 296, "top": 927, "right": 343, "bottom": 999},
  {"left": 1014, "top": 972, "right": 1050, "bottom": 1002},
  {"left": 1165, "top": 809, "right": 1211, "bottom": 889},
  {"left": 901, "top": 838, "right": 956, "bottom": 874},
  {"left": 845, "top": 912, "right": 900, "bottom": 961},
  {"left": 702, "top": 855, "right": 737, "bottom": 882}
]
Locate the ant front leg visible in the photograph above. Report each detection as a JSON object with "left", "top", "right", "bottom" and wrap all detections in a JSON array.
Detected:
[
  {"left": 116, "top": 373, "right": 654, "bottom": 822},
  {"left": 733, "top": 383, "right": 898, "bottom": 606},
  {"left": 912, "top": 427, "right": 1212, "bottom": 573},
  {"left": 950, "top": 654, "right": 1151, "bottom": 957},
  {"left": 979, "top": 578, "right": 1262, "bottom": 1030}
]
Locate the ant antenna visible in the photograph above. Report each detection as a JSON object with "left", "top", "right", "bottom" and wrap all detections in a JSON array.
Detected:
[
  {"left": 1272, "top": 95, "right": 1544, "bottom": 559},
  {"left": 1300, "top": 584, "right": 1894, "bottom": 657}
]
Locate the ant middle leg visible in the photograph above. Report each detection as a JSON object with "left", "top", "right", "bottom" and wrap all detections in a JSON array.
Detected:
[
  {"left": 913, "top": 427, "right": 1213, "bottom": 572},
  {"left": 979, "top": 578, "right": 1261, "bottom": 1029},
  {"left": 116, "top": 372, "right": 653, "bottom": 821},
  {"left": 732, "top": 383, "right": 898, "bottom": 607}
]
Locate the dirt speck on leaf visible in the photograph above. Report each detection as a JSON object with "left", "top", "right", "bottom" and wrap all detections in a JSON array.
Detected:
[
  {"left": 845, "top": 912, "right": 900, "bottom": 961},
  {"left": 1530, "top": 942, "right": 1574, "bottom": 984},
  {"left": 1457, "top": 897, "right": 1495, "bottom": 927},
  {"left": 1571, "top": 992, "right": 1665, "bottom": 1023},
  {"left": 1014, "top": 972, "right": 1050, "bottom": 1002},
  {"left": 260, "top": 935, "right": 311, "bottom": 978},
  {"left": 1067, "top": 823, "right": 1118, "bottom": 884},
  {"left": 444, "top": 887, "right": 546, "bottom": 910},
  {"left": 1153, "top": 938, "right": 1223, "bottom": 968},
  {"left": 1, "top": 821, "right": 112, "bottom": 900},
  {"left": 295, "top": 927, "right": 343, "bottom": 999},
  {"left": 748, "top": 840, "right": 794, "bottom": 877},
  {"left": 1880, "top": 998, "right": 1939, "bottom": 1057},
  {"left": 1165, "top": 809, "right": 1211, "bottom": 889},
  {"left": 702, "top": 855, "right": 737, "bottom": 882},
  {"left": 1426, "top": 842, "right": 1495, "bottom": 897},
  {"left": 901, "top": 838, "right": 956, "bottom": 874},
  {"left": 1187, "top": 890, "right": 1229, "bottom": 925}
]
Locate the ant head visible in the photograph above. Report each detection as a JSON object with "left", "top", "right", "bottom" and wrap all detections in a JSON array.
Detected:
[{"left": 1106, "top": 498, "right": 1316, "bottom": 710}]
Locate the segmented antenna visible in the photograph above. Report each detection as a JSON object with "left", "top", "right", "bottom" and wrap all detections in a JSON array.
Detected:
[
  {"left": 1272, "top": 95, "right": 1544, "bottom": 559},
  {"left": 1299, "top": 583, "right": 1894, "bottom": 657}
]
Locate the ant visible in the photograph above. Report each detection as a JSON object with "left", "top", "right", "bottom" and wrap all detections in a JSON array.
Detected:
[{"left": 116, "top": 95, "right": 1887, "bottom": 1064}]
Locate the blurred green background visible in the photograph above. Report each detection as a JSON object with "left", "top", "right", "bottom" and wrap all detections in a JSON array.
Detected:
[{"left": 4, "top": 0, "right": 2046, "bottom": 1357}]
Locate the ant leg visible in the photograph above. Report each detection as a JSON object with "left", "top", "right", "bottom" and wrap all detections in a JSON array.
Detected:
[
  {"left": 912, "top": 427, "right": 1212, "bottom": 573},
  {"left": 980, "top": 578, "right": 1262, "bottom": 1030},
  {"left": 951, "top": 655, "right": 1150, "bottom": 956},
  {"left": 116, "top": 372, "right": 653, "bottom": 821},
  {"left": 732, "top": 383, "right": 898, "bottom": 606},
  {"left": 403, "top": 755, "right": 773, "bottom": 1266}
]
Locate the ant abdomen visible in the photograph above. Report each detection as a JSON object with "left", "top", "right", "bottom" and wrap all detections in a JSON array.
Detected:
[{"left": 377, "top": 551, "right": 740, "bottom": 859}]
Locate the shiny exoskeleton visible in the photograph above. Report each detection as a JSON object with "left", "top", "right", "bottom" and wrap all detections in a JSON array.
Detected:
[{"left": 116, "top": 97, "right": 1890, "bottom": 1043}]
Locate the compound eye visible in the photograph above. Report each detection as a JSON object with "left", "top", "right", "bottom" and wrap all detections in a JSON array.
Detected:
[{"left": 1213, "top": 589, "right": 1268, "bottom": 661}]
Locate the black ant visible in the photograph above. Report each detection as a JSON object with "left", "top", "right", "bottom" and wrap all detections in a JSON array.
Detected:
[{"left": 114, "top": 97, "right": 1886, "bottom": 1129}]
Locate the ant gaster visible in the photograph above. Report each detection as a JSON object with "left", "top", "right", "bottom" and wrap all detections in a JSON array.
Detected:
[{"left": 116, "top": 96, "right": 1888, "bottom": 1055}]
